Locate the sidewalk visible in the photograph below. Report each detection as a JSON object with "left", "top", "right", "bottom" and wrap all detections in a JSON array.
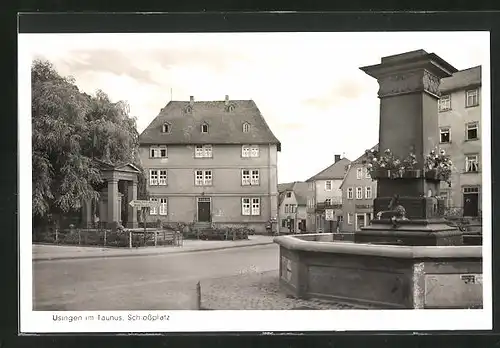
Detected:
[{"left": 33, "top": 235, "right": 276, "bottom": 261}]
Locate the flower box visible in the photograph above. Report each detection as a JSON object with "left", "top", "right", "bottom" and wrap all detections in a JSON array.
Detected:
[
  {"left": 402, "top": 169, "right": 422, "bottom": 178},
  {"left": 425, "top": 169, "right": 440, "bottom": 180}
]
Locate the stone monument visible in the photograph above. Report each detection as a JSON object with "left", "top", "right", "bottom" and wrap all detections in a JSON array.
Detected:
[{"left": 355, "top": 49, "right": 463, "bottom": 246}]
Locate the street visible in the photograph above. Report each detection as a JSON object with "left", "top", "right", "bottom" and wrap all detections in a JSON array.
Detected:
[{"left": 33, "top": 244, "right": 279, "bottom": 311}]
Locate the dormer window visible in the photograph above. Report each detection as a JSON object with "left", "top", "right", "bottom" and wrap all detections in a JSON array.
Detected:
[
  {"left": 201, "top": 123, "right": 209, "bottom": 133},
  {"left": 227, "top": 104, "right": 235, "bottom": 112},
  {"left": 243, "top": 122, "right": 250, "bottom": 133},
  {"left": 185, "top": 105, "right": 193, "bottom": 113},
  {"left": 161, "top": 123, "right": 171, "bottom": 133}
]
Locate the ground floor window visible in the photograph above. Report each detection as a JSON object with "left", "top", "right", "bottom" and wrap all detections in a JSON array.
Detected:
[{"left": 242, "top": 197, "right": 260, "bottom": 216}]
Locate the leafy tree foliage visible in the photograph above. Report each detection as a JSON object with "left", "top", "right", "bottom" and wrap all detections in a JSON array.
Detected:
[{"left": 32, "top": 59, "right": 148, "bottom": 222}]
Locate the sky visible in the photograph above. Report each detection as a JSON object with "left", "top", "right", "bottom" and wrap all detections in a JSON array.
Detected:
[{"left": 21, "top": 32, "right": 489, "bottom": 183}]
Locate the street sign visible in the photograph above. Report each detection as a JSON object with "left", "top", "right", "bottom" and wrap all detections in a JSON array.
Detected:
[
  {"left": 129, "top": 199, "right": 159, "bottom": 208},
  {"left": 325, "top": 209, "right": 335, "bottom": 221}
]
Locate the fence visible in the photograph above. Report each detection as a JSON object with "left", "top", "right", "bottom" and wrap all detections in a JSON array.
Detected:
[{"left": 33, "top": 225, "right": 183, "bottom": 248}]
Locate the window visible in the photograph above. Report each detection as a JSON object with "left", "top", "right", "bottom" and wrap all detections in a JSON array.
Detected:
[
  {"left": 325, "top": 198, "right": 332, "bottom": 205},
  {"left": 158, "top": 170, "right": 167, "bottom": 186},
  {"left": 347, "top": 187, "right": 354, "bottom": 199},
  {"left": 438, "top": 95, "right": 451, "bottom": 112},
  {"left": 466, "top": 122, "right": 479, "bottom": 140},
  {"left": 201, "top": 123, "right": 209, "bottom": 133},
  {"left": 356, "top": 187, "right": 363, "bottom": 199},
  {"left": 150, "top": 198, "right": 158, "bottom": 215},
  {"left": 466, "top": 89, "right": 479, "bottom": 107},
  {"left": 365, "top": 168, "right": 371, "bottom": 179},
  {"left": 465, "top": 155, "right": 479, "bottom": 173},
  {"left": 195, "top": 170, "right": 212, "bottom": 186},
  {"left": 281, "top": 219, "right": 287, "bottom": 228},
  {"left": 195, "top": 145, "right": 213, "bottom": 158},
  {"left": 286, "top": 192, "right": 292, "bottom": 198},
  {"left": 463, "top": 186, "right": 479, "bottom": 193},
  {"left": 356, "top": 168, "right": 363, "bottom": 179},
  {"left": 159, "top": 198, "right": 168, "bottom": 215},
  {"left": 161, "top": 123, "right": 171, "bottom": 133},
  {"left": 150, "top": 145, "right": 167, "bottom": 158},
  {"left": 242, "top": 197, "right": 260, "bottom": 215},
  {"left": 149, "top": 170, "right": 159, "bottom": 186},
  {"left": 284, "top": 204, "right": 289, "bottom": 213},
  {"left": 440, "top": 127, "right": 451, "bottom": 143},
  {"left": 250, "top": 145, "right": 260, "bottom": 157},
  {"left": 325, "top": 180, "right": 332, "bottom": 191},
  {"left": 242, "top": 170, "right": 260, "bottom": 185},
  {"left": 347, "top": 213, "right": 353, "bottom": 225},
  {"left": 243, "top": 122, "right": 250, "bottom": 133},
  {"left": 242, "top": 145, "right": 259, "bottom": 158},
  {"left": 365, "top": 186, "right": 372, "bottom": 199}
]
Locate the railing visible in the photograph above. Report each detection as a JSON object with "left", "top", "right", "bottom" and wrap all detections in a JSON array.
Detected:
[{"left": 32, "top": 224, "right": 183, "bottom": 248}]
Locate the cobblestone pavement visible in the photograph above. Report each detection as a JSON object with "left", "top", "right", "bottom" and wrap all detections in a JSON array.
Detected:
[{"left": 201, "top": 270, "right": 364, "bottom": 310}]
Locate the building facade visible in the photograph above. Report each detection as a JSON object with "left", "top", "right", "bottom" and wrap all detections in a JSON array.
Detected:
[
  {"left": 306, "top": 155, "right": 350, "bottom": 233},
  {"left": 277, "top": 182, "right": 310, "bottom": 234},
  {"left": 138, "top": 96, "right": 281, "bottom": 233},
  {"left": 339, "top": 146, "right": 378, "bottom": 232},
  {"left": 438, "top": 66, "right": 482, "bottom": 217}
]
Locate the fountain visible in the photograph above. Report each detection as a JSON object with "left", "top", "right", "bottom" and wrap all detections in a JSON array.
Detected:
[{"left": 274, "top": 50, "right": 483, "bottom": 309}]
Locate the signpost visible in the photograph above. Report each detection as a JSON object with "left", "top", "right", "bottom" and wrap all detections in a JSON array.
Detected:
[{"left": 129, "top": 200, "right": 160, "bottom": 245}]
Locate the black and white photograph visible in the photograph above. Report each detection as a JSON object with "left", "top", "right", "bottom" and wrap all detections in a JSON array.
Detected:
[{"left": 19, "top": 27, "right": 491, "bottom": 333}]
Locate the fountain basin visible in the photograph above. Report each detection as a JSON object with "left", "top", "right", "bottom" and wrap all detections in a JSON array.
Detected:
[{"left": 274, "top": 233, "right": 482, "bottom": 309}]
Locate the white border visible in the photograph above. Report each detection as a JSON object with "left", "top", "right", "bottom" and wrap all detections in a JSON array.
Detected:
[{"left": 19, "top": 32, "right": 492, "bottom": 333}]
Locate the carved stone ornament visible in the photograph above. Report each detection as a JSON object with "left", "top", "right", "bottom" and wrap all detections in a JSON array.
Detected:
[
  {"left": 422, "top": 70, "right": 441, "bottom": 96},
  {"left": 377, "top": 70, "right": 441, "bottom": 98}
]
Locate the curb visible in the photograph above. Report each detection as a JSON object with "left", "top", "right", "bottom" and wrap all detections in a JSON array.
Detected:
[{"left": 33, "top": 241, "right": 276, "bottom": 262}]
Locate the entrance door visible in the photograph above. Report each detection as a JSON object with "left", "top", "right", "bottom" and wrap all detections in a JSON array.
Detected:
[
  {"left": 356, "top": 214, "right": 365, "bottom": 231},
  {"left": 463, "top": 187, "right": 479, "bottom": 217},
  {"left": 197, "top": 197, "right": 211, "bottom": 222}
]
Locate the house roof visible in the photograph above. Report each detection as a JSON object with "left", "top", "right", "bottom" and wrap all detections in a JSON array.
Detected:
[
  {"left": 139, "top": 99, "right": 281, "bottom": 150},
  {"left": 339, "top": 144, "right": 378, "bottom": 189},
  {"left": 278, "top": 181, "right": 310, "bottom": 206},
  {"left": 306, "top": 157, "right": 351, "bottom": 182},
  {"left": 292, "top": 182, "right": 310, "bottom": 206},
  {"left": 439, "top": 66, "right": 481, "bottom": 93},
  {"left": 278, "top": 182, "right": 294, "bottom": 193}
]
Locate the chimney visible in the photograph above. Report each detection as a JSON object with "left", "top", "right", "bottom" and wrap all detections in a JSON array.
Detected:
[
  {"left": 225, "top": 95, "right": 229, "bottom": 106},
  {"left": 189, "top": 96, "right": 194, "bottom": 106},
  {"left": 335, "top": 154, "right": 341, "bottom": 163}
]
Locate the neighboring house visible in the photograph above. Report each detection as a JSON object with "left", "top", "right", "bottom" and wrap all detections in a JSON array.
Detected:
[
  {"left": 138, "top": 95, "right": 281, "bottom": 233},
  {"left": 306, "top": 154, "right": 351, "bottom": 233},
  {"left": 438, "top": 66, "right": 482, "bottom": 217},
  {"left": 278, "top": 182, "right": 311, "bottom": 234},
  {"left": 340, "top": 145, "right": 378, "bottom": 232}
]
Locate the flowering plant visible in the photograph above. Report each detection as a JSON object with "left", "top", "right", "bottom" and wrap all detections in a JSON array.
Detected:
[
  {"left": 424, "top": 148, "right": 453, "bottom": 187},
  {"left": 365, "top": 148, "right": 418, "bottom": 179}
]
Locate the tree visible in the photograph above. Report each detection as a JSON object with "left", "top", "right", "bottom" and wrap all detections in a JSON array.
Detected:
[{"left": 31, "top": 59, "right": 148, "bottom": 224}]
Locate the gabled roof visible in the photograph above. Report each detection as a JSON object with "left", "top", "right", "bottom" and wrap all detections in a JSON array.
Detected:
[
  {"left": 339, "top": 144, "right": 378, "bottom": 189},
  {"left": 278, "top": 181, "right": 311, "bottom": 206},
  {"left": 292, "top": 182, "right": 310, "bottom": 206},
  {"left": 139, "top": 99, "right": 281, "bottom": 151},
  {"left": 306, "top": 157, "right": 351, "bottom": 182},
  {"left": 278, "top": 182, "right": 294, "bottom": 193},
  {"left": 94, "top": 159, "right": 141, "bottom": 173},
  {"left": 440, "top": 66, "right": 481, "bottom": 94}
]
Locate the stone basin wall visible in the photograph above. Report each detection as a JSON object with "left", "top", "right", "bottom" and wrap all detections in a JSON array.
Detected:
[{"left": 274, "top": 233, "right": 483, "bottom": 309}]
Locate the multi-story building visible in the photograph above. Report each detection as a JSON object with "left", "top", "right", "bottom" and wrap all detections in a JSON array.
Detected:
[
  {"left": 277, "top": 182, "right": 310, "bottom": 234},
  {"left": 138, "top": 95, "right": 281, "bottom": 233},
  {"left": 339, "top": 145, "right": 378, "bottom": 232},
  {"left": 306, "top": 155, "right": 351, "bottom": 233},
  {"left": 438, "top": 66, "right": 482, "bottom": 217}
]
